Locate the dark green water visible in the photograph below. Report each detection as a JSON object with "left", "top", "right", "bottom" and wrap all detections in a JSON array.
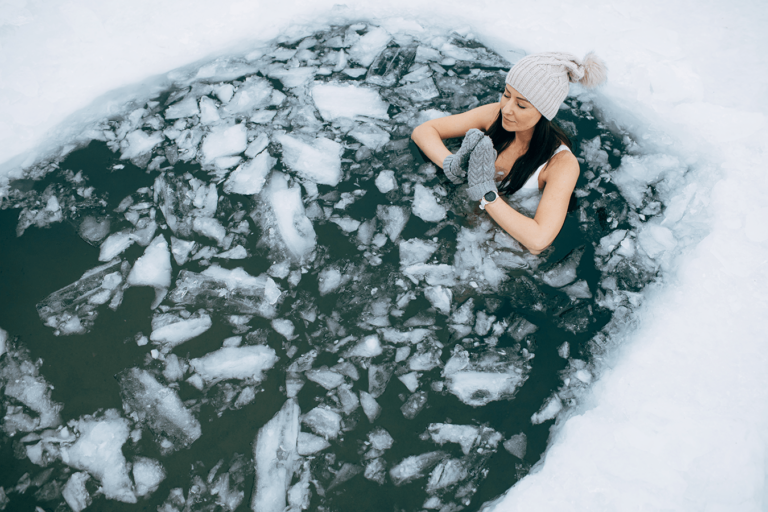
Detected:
[{"left": 0, "top": 23, "right": 656, "bottom": 512}]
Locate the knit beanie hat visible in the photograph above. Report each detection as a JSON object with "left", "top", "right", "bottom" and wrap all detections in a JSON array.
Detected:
[{"left": 505, "top": 52, "right": 607, "bottom": 120}]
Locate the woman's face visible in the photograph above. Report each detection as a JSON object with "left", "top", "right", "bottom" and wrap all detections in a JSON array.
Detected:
[{"left": 499, "top": 85, "right": 542, "bottom": 133}]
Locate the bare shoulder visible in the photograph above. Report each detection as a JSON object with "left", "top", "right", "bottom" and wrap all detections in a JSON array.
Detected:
[{"left": 543, "top": 148, "right": 580, "bottom": 183}]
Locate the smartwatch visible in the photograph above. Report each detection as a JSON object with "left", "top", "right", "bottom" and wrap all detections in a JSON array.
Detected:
[{"left": 479, "top": 190, "right": 498, "bottom": 210}]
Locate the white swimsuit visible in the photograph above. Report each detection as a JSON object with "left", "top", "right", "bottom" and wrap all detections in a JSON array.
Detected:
[{"left": 518, "top": 145, "right": 572, "bottom": 191}]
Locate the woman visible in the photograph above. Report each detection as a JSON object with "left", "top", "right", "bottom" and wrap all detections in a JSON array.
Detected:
[{"left": 411, "top": 52, "right": 607, "bottom": 254}]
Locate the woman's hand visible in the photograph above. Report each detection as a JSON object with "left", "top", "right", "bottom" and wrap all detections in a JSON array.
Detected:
[
  {"left": 466, "top": 136, "right": 498, "bottom": 201},
  {"left": 442, "top": 128, "right": 485, "bottom": 184}
]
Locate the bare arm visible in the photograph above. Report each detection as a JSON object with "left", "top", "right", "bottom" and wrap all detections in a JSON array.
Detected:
[
  {"left": 484, "top": 151, "right": 580, "bottom": 254},
  {"left": 411, "top": 103, "right": 499, "bottom": 168}
]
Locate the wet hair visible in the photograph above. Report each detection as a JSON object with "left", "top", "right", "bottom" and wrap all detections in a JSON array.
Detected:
[{"left": 485, "top": 111, "right": 573, "bottom": 196}]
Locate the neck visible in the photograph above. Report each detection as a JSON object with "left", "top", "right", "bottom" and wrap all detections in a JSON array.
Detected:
[{"left": 514, "top": 126, "right": 535, "bottom": 148}]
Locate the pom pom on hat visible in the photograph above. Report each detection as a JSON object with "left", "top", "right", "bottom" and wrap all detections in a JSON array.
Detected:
[
  {"left": 505, "top": 51, "right": 608, "bottom": 120},
  {"left": 577, "top": 52, "right": 608, "bottom": 88}
]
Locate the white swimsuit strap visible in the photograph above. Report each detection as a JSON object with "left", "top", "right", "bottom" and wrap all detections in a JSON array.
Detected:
[{"left": 521, "top": 145, "right": 572, "bottom": 190}]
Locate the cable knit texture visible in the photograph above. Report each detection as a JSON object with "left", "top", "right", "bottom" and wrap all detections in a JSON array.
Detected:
[
  {"left": 442, "top": 128, "right": 485, "bottom": 184},
  {"left": 505, "top": 51, "right": 608, "bottom": 120},
  {"left": 466, "top": 136, "right": 498, "bottom": 201}
]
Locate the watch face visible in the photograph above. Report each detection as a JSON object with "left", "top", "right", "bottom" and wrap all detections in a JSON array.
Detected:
[{"left": 484, "top": 191, "right": 497, "bottom": 202}]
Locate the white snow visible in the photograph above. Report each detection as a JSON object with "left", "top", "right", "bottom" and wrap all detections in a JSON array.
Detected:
[
  {"left": 274, "top": 134, "right": 341, "bottom": 186},
  {"left": 2, "top": 2, "right": 768, "bottom": 511},
  {"left": 311, "top": 83, "right": 390, "bottom": 121},
  {"left": 189, "top": 345, "right": 278, "bottom": 384}
]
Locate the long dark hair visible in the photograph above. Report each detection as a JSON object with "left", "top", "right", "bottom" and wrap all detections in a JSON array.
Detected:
[{"left": 486, "top": 111, "right": 572, "bottom": 196}]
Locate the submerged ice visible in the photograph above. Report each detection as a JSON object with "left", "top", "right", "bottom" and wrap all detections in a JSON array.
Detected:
[{"left": 0, "top": 20, "right": 674, "bottom": 512}]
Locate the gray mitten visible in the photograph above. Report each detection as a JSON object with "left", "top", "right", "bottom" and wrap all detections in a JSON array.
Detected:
[
  {"left": 466, "top": 136, "right": 498, "bottom": 201},
  {"left": 442, "top": 128, "right": 485, "bottom": 184}
]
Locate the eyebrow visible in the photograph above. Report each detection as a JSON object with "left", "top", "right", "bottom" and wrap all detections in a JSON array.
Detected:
[{"left": 504, "top": 86, "right": 531, "bottom": 103}]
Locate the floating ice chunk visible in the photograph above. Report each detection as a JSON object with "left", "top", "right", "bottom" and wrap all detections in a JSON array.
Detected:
[
  {"left": 396, "top": 77, "right": 439, "bottom": 102},
  {"left": 531, "top": 395, "right": 563, "bottom": 424},
  {"left": 428, "top": 423, "right": 479, "bottom": 455},
  {"left": 0, "top": 327, "right": 6, "bottom": 357},
  {"left": 287, "top": 461, "right": 311, "bottom": 511},
  {"left": 199, "top": 96, "right": 220, "bottom": 124},
  {"left": 252, "top": 399, "right": 300, "bottom": 512},
  {"left": 318, "top": 268, "right": 342, "bottom": 295},
  {"left": 117, "top": 369, "right": 201, "bottom": 453},
  {"left": 415, "top": 46, "right": 441, "bottom": 63},
  {"left": 297, "top": 432, "right": 330, "bottom": 456},
  {"left": 268, "top": 67, "right": 317, "bottom": 89},
  {"left": 396, "top": 346, "right": 411, "bottom": 362},
  {"left": 0, "top": 347, "right": 62, "bottom": 436},
  {"left": 306, "top": 368, "right": 345, "bottom": 389},
  {"left": 226, "top": 77, "right": 273, "bottom": 115},
  {"left": 169, "top": 266, "right": 282, "bottom": 316},
  {"left": 349, "top": 122, "right": 390, "bottom": 150},
  {"left": 474, "top": 311, "right": 495, "bottom": 336},
  {"left": 398, "top": 372, "right": 419, "bottom": 393},
  {"left": 563, "top": 280, "right": 592, "bottom": 299},
  {"left": 150, "top": 310, "right": 212, "bottom": 349},
  {"left": 424, "top": 286, "right": 452, "bottom": 315},
  {"left": 36, "top": 259, "right": 125, "bottom": 335},
  {"left": 558, "top": 342, "right": 570, "bottom": 359},
  {"left": 201, "top": 123, "right": 247, "bottom": 164},
  {"left": 503, "top": 432, "right": 527, "bottom": 459},
  {"left": 99, "top": 231, "right": 135, "bottom": 261},
  {"left": 224, "top": 150, "right": 275, "bottom": 195},
  {"left": 192, "top": 217, "right": 227, "bottom": 245},
  {"left": 275, "top": 134, "right": 341, "bottom": 186},
  {"left": 359, "top": 391, "right": 381, "bottom": 422},
  {"left": 79, "top": 216, "right": 111, "bottom": 244},
  {"left": 380, "top": 328, "right": 430, "bottom": 344},
  {"left": 245, "top": 133, "right": 269, "bottom": 158},
  {"left": 272, "top": 318, "right": 295, "bottom": 339},
  {"left": 508, "top": 316, "right": 538, "bottom": 342},
  {"left": 62, "top": 472, "right": 91, "bottom": 512},
  {"left": 399, "top": 238, "right": 438, "bottom": 266},
  {"left": 217, "top": 245, "right": 247, "bottom": 259},
  {"left": 401, "top": 390, "right": 428, "bottom": 419},
  {"left": 368, "top": 428, "right": 394, "bottom": 451},
  {"left": 132, "top": 457, "right": 166, "bottom": 497},
  {"left": 375, "top": 170, "right": 397, "bottom": 193},
  {"left": 121, "top": 130, "right": 163, "bottom": 161},
  {"left": 127, "top": 235, "right": 171, "bottom": 306},
  {"left": 541, "top": 247, "right": 583, "bottom": 288},
  {"left": 443, "top": 348, "right": 528, "bottom": 407},
  {"left": 364, "top": 458, "right": 386, "bottom": 484},
  {"left": 302, "top": 407, "right": 342, "bottom": 440},
  {"left": 348, "top": 27, "right": 391, "bottom": 67},
  {"left": 403, "top": 264, "right": 456, "bottom": 286},
  {"left": 266, "top": 173, "right": 317, "bottom": 259},
  {"left": 426, "top": 458, "right": 469, "bottom": 492},
  {"left": 190, "top": 345, "right": 277, "bottom": 384},
  {"left": 389, "top": 451, "right": 446, "bottom": 486},
  {"left": 377, "top": 205, "right": 409, "bottom": 242},
  {"left": 330, "top": 216, "right": 361, "bottom": 233},
  {"left": 346, "top": 335, "right": 382, "bottom": 358},
  {"left": 368, "top": 363, "right": 394, "bottom": 397},
  {"left": 61, "top": 410, "right": 136, "bottom": 503},
  {"left": 412, "top": 184, "right": 446, "bottom": 222},
  {"left": 165, "top": 96, "right": 200, "bottom": 119}
]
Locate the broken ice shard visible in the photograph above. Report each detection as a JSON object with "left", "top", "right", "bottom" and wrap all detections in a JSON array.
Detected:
[
  {"left": 275, "top": 133, "right": 342, "bottom": 186},
  {"left": 36, "top": 259, "right": 126, "bottom": 335},
  {"left": 168, "top": 265, "right": 282, "bottom": 317},
  {"left": 117, "top": 368, "right": 201, "bottom": 454},
  {"left": 389, "top": 451, "right": 447, "bottom": 486},
  {"left": 251, "top": 399, "right": 300, "bottom": 512},
  {"left": 443, "top": 347, "right": 529, "bottom": 407},
  {"left": 189, "top": 345, "right": 278, "bottom": 385}
]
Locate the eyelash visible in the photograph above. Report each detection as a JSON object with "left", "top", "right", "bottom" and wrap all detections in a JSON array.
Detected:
[{"left": 503, "top": 93, "right": 526, "bottom": 108}]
